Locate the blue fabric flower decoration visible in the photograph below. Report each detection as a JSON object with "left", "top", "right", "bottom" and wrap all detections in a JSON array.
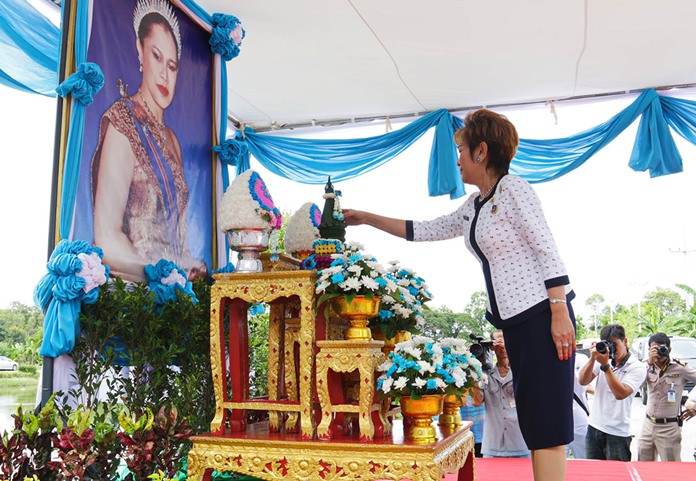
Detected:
[
  {"left": 209, "top": 13, "right": 245, "bottom": 61},
  {"left": 213, "top": 138, "right": 248, "bottom": 166},
  {"left": 34, "top": 239, "right": 110, "bottom": 357},
  {"left": 55, "top": 62, "right": 104, "bottom": 106},
  {"left": 144, "top": 259, "right": 198, "bottom": 307}
]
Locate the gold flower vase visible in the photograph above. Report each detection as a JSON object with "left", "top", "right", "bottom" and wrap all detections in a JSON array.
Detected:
[
  {"left": 438, "top": 393, "right": 464, "bottom": 428},
  {"left": 371, "top": 329, "right": 412, "bottom": 355},
  {"left": 400, "top": 394, "right": 444, "bottom": 444},
  {"left": 330, "top": 295, "right": 380, "bottom": 341}
]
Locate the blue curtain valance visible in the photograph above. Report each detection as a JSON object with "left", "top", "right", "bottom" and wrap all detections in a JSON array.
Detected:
[{"left": 231, "top": 89, "right": 690, "bottom": 199}]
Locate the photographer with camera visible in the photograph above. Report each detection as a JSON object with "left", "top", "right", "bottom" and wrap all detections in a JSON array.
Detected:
[
  {"left": 578, "top": 324, "right": 647, "bottom": 461},
  {"left": 471, "top": 329, "right": 530, "bottom": 458},
  {"left": 637, "top": 332, "right": 696, "bottom": 461}
]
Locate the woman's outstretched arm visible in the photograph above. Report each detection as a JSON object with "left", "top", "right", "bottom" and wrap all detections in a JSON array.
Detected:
[{"left": 343, "top": 209, "right": 407, "bottom": 239}]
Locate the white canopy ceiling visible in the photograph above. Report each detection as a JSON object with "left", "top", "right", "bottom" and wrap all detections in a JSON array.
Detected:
[{"left": 194, "top": 0, "right": 696, "bottom": 132}]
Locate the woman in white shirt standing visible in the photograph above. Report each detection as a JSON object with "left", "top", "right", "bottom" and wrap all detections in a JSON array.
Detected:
[{"left": 343, "top": 109, "right": 576, "bottom": 481}]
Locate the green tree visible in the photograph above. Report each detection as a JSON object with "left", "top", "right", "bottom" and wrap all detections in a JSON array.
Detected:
[
  {"left": 672, "top": 284, "right": 696, "bottom": 337},
  {"left": 0, "top": 302, "right": 43, "bottom": 364},
  {"left": 574, "top": 314, "right": 589, "bottom": 340},
  {"left": 421, "top": 291, "right": 489, "bottom": 340},
  {"left": 643, "top": 287, "right": 686, "bottom": 317},
  {"left": 584, "top": 294, "right": 605, "bottom": 336}
]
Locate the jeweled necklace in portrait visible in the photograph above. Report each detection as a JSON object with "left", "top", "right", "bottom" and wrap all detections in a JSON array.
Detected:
[{"left": 138, "top": 91, "right": 166, "bottom": 149}]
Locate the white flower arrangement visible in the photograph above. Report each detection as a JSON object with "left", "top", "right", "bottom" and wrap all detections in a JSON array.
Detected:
[
  {"left": 377, "top": 335, "right": 486, "bottom": 400},
  {"left": 315, "top": 242, "right": 396, "bottom": 304},
  {"left": 372, "top": 261, "right": 433, "bottom": 339},
  {"left": 218, "top": 170, "right": 282, "bottom": 231},
  {"left": 284, "top": 202, "right": 321, "bottom": 254}
]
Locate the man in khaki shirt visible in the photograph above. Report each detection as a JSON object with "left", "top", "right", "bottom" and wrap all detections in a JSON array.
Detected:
[{"left": 637, "top": 332, "right": 696, "bottom": 461}]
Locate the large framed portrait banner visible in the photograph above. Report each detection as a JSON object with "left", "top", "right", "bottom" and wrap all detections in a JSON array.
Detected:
[{"left": 61, "top": 0, "right": 219, "bottom": 281}]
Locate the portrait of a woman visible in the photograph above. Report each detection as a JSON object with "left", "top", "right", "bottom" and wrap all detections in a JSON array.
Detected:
[{"left": 89, "top": 0, "right": 208, "bottom": 281}]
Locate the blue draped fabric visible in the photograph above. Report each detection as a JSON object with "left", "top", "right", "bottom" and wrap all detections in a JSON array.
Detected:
[
  {"left": 660, "top": 96, "right": 696, "bottom": 146},
  {"left": 231, "top": 90, "right": 686, "bottom": 199},
  {"left": 511, "top": 89, "right": 680, "bottom": 181},
  {"left": 56, "top": 0, "right": 90, "bottom": 239},
  {"left": 0, "top": 0, "right": 59, "bottom": 95},
  {"left": 34, "top": 240, "right": 110, "bottom": 357},
  {"left": 241, "top": 109, "right": 466, "bottom": 198}
]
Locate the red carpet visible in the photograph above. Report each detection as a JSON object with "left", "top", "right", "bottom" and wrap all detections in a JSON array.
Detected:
[{"left": 440, "top": 458, "right": 696, "bottom": 481}]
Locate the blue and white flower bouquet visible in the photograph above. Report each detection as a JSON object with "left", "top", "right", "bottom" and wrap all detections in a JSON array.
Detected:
[
  {"left": 372, "top": 261, "right": 432, "bottom": 339},
  {"left": 377, "top": 336, "right": 486, "bottom": 401},
  {"left": 315, "top": 242, "right": 397, "bottom": 306}
]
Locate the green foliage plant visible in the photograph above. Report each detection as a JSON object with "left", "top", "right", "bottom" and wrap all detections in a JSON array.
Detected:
[
  {"left": 117, "top": 405, "right": 192, "bottom": 481},
  {"left": 51, "top": 402, "right": 123, "bottom": 481},
  {"left": 71, "top": 277, "right": 215, "bottom": 433},
  {"left": 0, "top": 397, "right": 61, "bottom": 481}
]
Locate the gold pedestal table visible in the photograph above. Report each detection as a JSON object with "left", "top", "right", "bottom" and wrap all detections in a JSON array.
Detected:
[
  {"left": 208, "top": 271, "right": 317, "bottom": 439},
  {"left": 315, "top": 339, "right": 388, "bottom": 441},
  {"left": 187, "top": 420, "right": 475, "bottom": 481}
]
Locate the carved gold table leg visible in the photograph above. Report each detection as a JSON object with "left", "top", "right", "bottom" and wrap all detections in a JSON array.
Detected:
[
  {"left": 315, "top": 340, "right": 385, "bottom": 441},
  {"left": 267, "top": 303, "right": 283, "bottom": 431},
  {"left": 298, "top": 306, "right": 316, "bottom": 439},
  {"left": 209, "top": 287, "right": 225, "bottom": 434},
  {"left": 284, "top": 318, "right": 300, "bottom": 432},
  {"left": 316, "top": 349, "right": 333, "bottom": 439},
  {"left": 357, "top": 358, "right": 376, "bottom": 441}
]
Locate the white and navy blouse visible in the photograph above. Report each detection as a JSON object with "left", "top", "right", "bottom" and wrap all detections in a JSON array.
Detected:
[{"left": 406, "top": 175, "right": 574, "bottom": 328}]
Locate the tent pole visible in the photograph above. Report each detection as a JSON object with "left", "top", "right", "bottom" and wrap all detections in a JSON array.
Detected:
[{"left": 39, "top": 0, "right": 73, "bottom": 412}]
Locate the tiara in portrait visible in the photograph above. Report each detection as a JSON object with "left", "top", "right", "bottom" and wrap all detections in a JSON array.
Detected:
[{"left": 133, "top": 0, "right": 182, "bottom": 60}]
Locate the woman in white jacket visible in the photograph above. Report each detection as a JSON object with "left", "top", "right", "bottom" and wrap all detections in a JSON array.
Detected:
[{"left": 344, "top": 108, "right": 576, "bottom": 481}]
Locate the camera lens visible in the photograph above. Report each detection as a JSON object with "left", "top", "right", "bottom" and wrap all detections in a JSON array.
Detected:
[
  {"left": 596, "top": 341, "right": 608, "bottom": 354},
  {"left": 656, "top": 345, "right": 669, "bottom": 357},
  {"left": 469, "top": 343, "right": 484, "bottom": 358}
]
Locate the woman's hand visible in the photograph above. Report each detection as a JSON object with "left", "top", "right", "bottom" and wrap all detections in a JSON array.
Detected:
[
  {"left": 550, "top": 306, "right": 575, "bottom": 361},
  {"left": 342, "top": 209, "right": 366, "bottom": 226}
]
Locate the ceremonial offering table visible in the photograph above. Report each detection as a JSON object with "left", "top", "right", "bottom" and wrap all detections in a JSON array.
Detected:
[
  {"left": 315, "top": 340, "right": 388, "bottom": 441},
  {"left": 187, "top": 420, "right": 475, "bottom": 481},
  {"left": 209, "top": 270, "right": 317, "bottom": 439}
]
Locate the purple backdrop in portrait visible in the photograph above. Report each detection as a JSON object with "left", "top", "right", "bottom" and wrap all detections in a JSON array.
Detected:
[{"left": 72, "top": 0, "right": 213, "bottom": 273}]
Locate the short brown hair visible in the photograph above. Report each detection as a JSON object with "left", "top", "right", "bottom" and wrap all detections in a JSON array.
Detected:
[{"left": 454, "top": 109, "right": 519, "bottom": 177}]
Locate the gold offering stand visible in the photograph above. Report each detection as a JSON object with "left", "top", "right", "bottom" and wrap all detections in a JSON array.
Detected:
[{"left": 188, "top": 258, "right": 475, "bottom": 480}]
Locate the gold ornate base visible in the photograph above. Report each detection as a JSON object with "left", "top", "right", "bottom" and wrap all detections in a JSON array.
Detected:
[
  {"left": 187, "top": 420, "right": 474, "bottom": 481},
  {"left": 345, "top": 323, "right": 372, "bottom": 341},
  {"left": 401, "top": 395, "right": 444, "bottom": 444},
  {"left": 439, "top": 395, "right": 464, "bottom": 428},
  {"left": 330, "top": 296, "right": 380, "bottom": 341}
]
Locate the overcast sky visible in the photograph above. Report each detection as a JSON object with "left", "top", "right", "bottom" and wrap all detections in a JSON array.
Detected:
[{"left": 2, "top": 85, "right": 696, "bottom": 321}]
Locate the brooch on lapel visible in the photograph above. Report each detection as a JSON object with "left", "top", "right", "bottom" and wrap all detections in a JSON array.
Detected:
[{"left": 491, "top": 203, "right": 498, "bottom": 214}]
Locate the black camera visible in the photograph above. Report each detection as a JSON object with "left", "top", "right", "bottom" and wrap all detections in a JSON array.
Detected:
[
  {"left": 656, "top": 344, "right": 670, "bottom": 357},
  {"left": 469, "top": 333, "right": 494, "bottom": 371},
  {"left": 595, "top": 340, "right": 616, "bottom": 359}
]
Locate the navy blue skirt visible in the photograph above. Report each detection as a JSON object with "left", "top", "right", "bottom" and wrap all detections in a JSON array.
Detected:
[{"left": 502, "top": 304, "right": 575, "bottom": 450}]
